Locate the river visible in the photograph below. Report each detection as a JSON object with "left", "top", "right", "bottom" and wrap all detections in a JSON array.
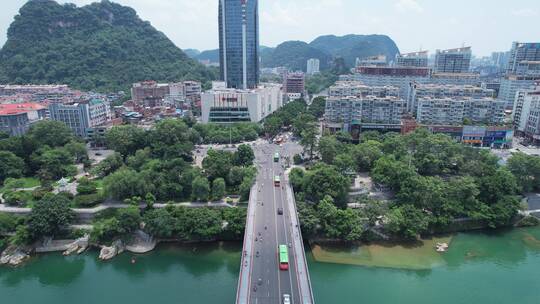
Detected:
[{"left": 0, "top": 228, "right": 539, "bottom": 304}]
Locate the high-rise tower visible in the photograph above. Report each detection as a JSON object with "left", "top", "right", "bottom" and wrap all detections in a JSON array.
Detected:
[{"left": 219, "top": 0, "right": 259, "bottom": 89}]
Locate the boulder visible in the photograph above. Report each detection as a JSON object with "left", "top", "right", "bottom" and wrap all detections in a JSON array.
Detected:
[{"left": 1, "top": 246, "right": 30, "bottom": 266}]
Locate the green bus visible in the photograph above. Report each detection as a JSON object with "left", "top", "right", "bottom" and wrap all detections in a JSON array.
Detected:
[
  {"left": 274, "top": 176, "right": 281, "bottom": 187},
  {"left": 278, "top": 245, "right": 289, "bottom": 270},
  {"left": 274, "top": 152, "right": 280, "bottom": 162}
]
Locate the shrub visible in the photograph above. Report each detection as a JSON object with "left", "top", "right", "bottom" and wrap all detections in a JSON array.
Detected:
[
  {"left": 73, "top": 193, "right": 104, "bottom": 208},
  {"left": 3, "top": 191, "right": 32, "bottom": 206}
]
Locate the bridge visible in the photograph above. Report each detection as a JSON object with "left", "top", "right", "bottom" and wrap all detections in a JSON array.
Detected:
[{"left": 236, "top": 142, "right": 314, "bottom": 304}]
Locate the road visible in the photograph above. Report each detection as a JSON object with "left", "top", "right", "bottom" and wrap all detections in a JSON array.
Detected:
[{"left": 237, "top": 140, "right": 312, "bottom": 304}]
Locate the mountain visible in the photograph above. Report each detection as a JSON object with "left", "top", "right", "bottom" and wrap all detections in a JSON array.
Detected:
[
  {"left": 184, "top": 49, "right": 201, "bottom": 59},
  {"left": 260, "top": 41, "right": 332, "bottom": 72},
  {"left": 0, "top": 0, "right": 216, "bottom": 92},
  {"left": 197, "top": 49, "right": 220, "bottom": 63},
  {"left": 259, "top": 34, "right": 400, "bottom": 72},
  {"left": 310, "top": 34, "right": 400, "bottom": 67}
]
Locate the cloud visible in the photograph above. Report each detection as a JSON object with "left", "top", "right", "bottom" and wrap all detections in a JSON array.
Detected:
[
  {"left": 395, "top": 0, "right": 424, "bottom": 13},
  {"left": 512, "top": 8, "right": 537, "bottom": 17}
]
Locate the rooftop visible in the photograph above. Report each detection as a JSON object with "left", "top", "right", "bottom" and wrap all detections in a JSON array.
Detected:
[{"left": 0, "top": 103, "right": 46, "bottom": 115}]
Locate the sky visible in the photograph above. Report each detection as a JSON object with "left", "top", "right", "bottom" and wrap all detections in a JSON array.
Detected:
[{"left": 0, "top": 0, "right": 539, "bottom": 56}]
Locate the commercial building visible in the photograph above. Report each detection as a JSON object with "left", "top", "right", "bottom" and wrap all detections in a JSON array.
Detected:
[
  {"left": 407, "top": 83, "right": 495, "bottom": 114},
  {"left": 0, "top": 103, "right": 47, "bottom": 136},
  {"left": 427, "top": 125, "right": 513, "bottom": 148},
  {"left": 49, "top": 99, "right": 112, "bottom": 138},
  {"left": 307, "top": 58, "right": 320, "bottom": 75},
  {"left": 416, "top": 97, "right": 505, "bottom": 126},
  {"left": 434, "top": 47, "right": 472, "bottom": 74},
  {"left": 395, "top": 51, "right": 428, "bottom": 67},
  {"left": 506, "top": 42, "right": 540, "bottom": 75},
  {"left": 201, "top": 83, "right": 282, "bottom": 124},
  {"left": 283, "top": 72, "right": 306, "bottom": 101},
  {"left": 219, "top": 0, "right": 259, "bottom": 89}
]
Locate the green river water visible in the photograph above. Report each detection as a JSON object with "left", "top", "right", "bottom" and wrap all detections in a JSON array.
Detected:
[{"left": 1, "top": 227, "right": 539, "bottom": 304}]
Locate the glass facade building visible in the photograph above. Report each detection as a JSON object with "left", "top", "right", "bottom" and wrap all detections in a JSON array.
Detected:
[{"left": 219, "top": 0, "right": 259, "bottom": 89}]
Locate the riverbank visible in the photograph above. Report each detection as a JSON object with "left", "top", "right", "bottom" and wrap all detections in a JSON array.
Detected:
[
  {"left": 311, "top": 235, "right": 453, "bottom": 270},
  {"left": 310, "top": 227, "right": 540, "bottom": 271}
]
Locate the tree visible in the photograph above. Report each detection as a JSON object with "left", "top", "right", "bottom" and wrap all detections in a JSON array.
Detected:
[
  {"left": 27, "top": 120, "right": 73, "bottom": 148},
  {"left": 31, "top": 147, "right": 76, "bottom": 181},
  {"left": 293, "top": 113, "right": 316, "bottom": 137},
  {"left": 353, "top": 140, "right": 383, "bottom": 172},
  {"left": 233, "top": 144, "right": 255, "bottom": 167},
  {"left": 126, "top": 148, "right": 152, "bottom": 171},
  {"left": 76, "top": 177, "right": 97, "bottom": 195},
  {"left": 222, "top": 208, "right": 247, "bottom": 239},
  {"left": 105, "top": 125, "right": 147, "bottom": 157},
  {"left": 386, "top": 205, "right": 430, "bottom": 240},
  {"left": 300, "top": 123, "right": 318, "bottom": 160},
  {"left": 143, "top": 208, "right": 177, "bottom": 238},
  {"left": 317, "top": 136, "right": 340, "bottom": 164},
  {"left": 304, "top": 164, "right": 350, "bottom": 207},
  {"left": 91, "top": 152, "right": 124, "bottom": 178},
  {"left": 264, "top": 116, "right": 283, "bottom": 137},
  {"left": 103, "top": 168, "right": 152, "bottom": 200},
  {"left": 477, "top": 168, "right": 518, "bottom": 204},
  {"left": 192, "top": 176, "right": 210, "bottom": 201},
  {"left": 212, "top": 178, "right": 226, "bottom": 200},
  {"left": 507, "top": 152, "right": 540, "bottom": 193},
  {"left": 64, "top": 141, "right": 88, "bottom": 163},
  {"left": 150, "top": 119, "right": 194, "bottom": 160},
  {"left": 371, "top": 156, "right": 416, "bottom": 191},
  {"left": 203, "top": 149, "right": 233, "bottom": 181},
  {"left": 289, "top": 168, "right": 305, "bottom": 191},
  {"left": 307, "top": 96, "right": 326, "bottom": 118},
  {"left": 334, "top": 154, "right": 355, "bottom": 175},
  {"left": 0, "top": 151, "right": 24, "bottom": 184},
  {"left": 27, "top": 194, "right": 75, "bottom": 239}
]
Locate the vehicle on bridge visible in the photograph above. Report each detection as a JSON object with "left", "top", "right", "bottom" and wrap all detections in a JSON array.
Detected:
[
  {"left": 274, "top": 152, "right": 280, "bottom": 162},
  {"left": 274, "top": 176, "right": 281, "bottom": 187},
  {"left": 283, "top": 294, "right": 291, "bottom": 304},
  {"left": 279, "top": 245, "right": 289, "bottom": 270}
]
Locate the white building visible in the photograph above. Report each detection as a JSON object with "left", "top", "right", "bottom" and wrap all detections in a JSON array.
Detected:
[
  {"left": 201, "top": 83, "right": 283, "bottom": 124},
  {"left": 307, "top": 58, "right": 320, "bottom": 76},
  {"left": 513, "top": 84, "right": 540, "bottom": 133}
]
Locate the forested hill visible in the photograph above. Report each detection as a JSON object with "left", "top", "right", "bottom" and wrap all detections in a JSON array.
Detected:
[{"left": 0, "top": 0, "right": 216, "bottom": 92}]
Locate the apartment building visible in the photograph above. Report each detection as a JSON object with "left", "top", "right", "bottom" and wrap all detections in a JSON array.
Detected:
[
  {"left": 328, "top": 81, "right": 400, "bottom": 98},
  {"left": 407, "top": 83, "right": 495, "bottom": 114},
  {"left": 416, "top": 97, "right": 504, "bottom": 126},
  {"left": 506, "top": 42, "right": 540, "bottom": 75},
  {"left": 307, "top": 59, "right": 320, "bottom": 75},
  {"left": 395, "top": 51, "right": 428, "bottom": 67},
  {"left": 434, "top": 47, "right": 472, "bottom": 73}
]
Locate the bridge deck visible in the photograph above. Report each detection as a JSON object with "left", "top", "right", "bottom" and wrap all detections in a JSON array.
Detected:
[{"left": 236, "top": 144, "right": 314, "bottom": 304}]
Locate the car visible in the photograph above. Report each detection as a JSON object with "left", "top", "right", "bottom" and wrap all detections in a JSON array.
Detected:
[
  {"left": 277, "top": 208, "right": 283, "bottom": 215},
  {"left": 283, "top": 294, "right": 291, "bottom": 304}
]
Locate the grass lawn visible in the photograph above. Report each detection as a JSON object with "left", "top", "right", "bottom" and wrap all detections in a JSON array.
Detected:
[{"left": 0, "top": 177, "right": 41, "bottom": 194}]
